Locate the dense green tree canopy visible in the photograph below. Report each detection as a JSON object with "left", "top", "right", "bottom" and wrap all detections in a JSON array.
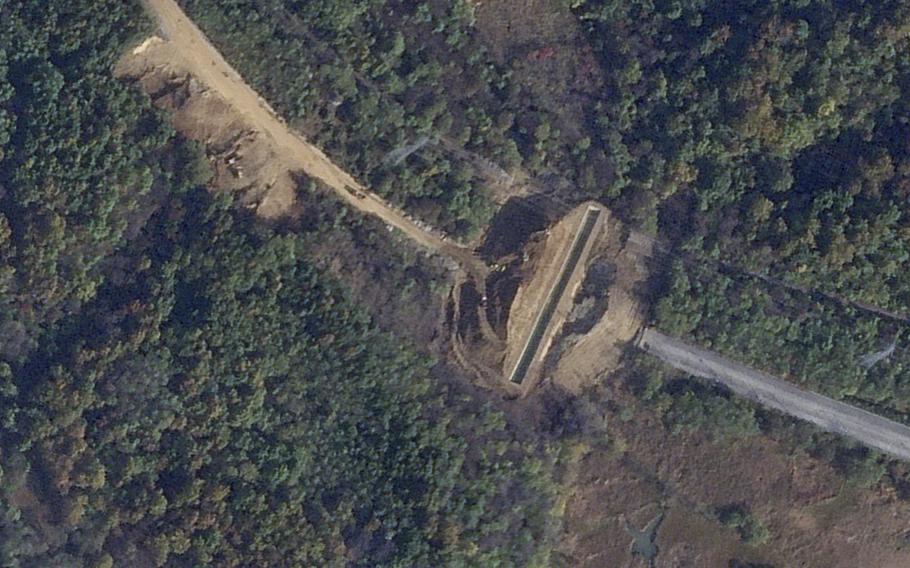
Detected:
[
  {"left": 575, "top": 0, "right": 910, "bottom": 309},
  {"left": 0, "top": 2, "right": 558, "bottom": 566}
]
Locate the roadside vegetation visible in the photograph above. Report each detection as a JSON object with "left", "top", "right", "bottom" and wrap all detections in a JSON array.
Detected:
[
  {"left": 574, "top": 0, "right": 910, "bottom": 314},
  {"left": 572, "top": 0, "right": 910, "bottom": 472},
  {"left": 180, "top": 0, "right": 910, "bottom": 326},
  {"left": 654, "top": 260, "right": 910, "bottom": 414},
  {"left": 179, "top": 0, "right": 541, "bottom": 238},
  {"left": 6, "top": 0, "right": 910, "bottom": 563},
  {"left": 0, "top": 2, "right": 560, "bottom": 566}
]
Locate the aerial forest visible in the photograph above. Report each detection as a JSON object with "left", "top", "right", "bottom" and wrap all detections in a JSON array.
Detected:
[
  {"left": 178, "top": 0, "right": 910, "bottom": 415},
  {"left": 577, "top": 0, "right": 910, "bottom": 450},
  {"left": 0, "top": 1, "right": 559, "bottom": 566},
  {"left": 5, "top": 0, "right": 910, "bottom": 563}
]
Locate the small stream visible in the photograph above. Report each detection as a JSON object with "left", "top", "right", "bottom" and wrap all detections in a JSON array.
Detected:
[{"left": 625, "top": 511, "right": 664, "bottom": 567}]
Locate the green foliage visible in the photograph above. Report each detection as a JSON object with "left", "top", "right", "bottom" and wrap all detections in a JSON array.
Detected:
[
  {"left": 177, "top": 0, "right": 541, "bottom": 237},
  {"left": 663, "top": 385, "right": 760, "bottom": 439},
  {"left": 575, "top": 0, "right": 910, "bottom": 309},
  {"left": 0, "top": 3, "right": 559, "bottom": 566},
  {"left": 715, "top": 504, "right": 770, "bottom": 546},
  {"left": 653, "top": 261, "right": 910, "bottom": 416},
  {"left": 629, "top": 354, "right": 760, "bottom": 438},
  {"left": 0, "top": 0, "right": 174, "bottom": 360},
  {"left": 644, "top": 257, "right": 907, "bottom": 481}
]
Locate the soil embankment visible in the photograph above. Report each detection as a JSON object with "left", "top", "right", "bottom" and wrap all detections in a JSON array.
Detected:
[
  {"left": 131, "top": 0, "right": 485, "bottom": 281},
  {"left": 508, "top": 206, "right": 603, "bottom": 383},
  {"left": 503, "top": 202, "right": 606, "bottom": 388},
  {"left": 129, "top": 0, "right": 644, "bottom": 396}
]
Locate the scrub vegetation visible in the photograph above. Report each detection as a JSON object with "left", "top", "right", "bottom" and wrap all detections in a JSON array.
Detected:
[
  {"left": 573, "top": 0, "right": 910, "bottom": 451},
  {"left": 0, "top": 2, "right": 559, "bottom": 566}
]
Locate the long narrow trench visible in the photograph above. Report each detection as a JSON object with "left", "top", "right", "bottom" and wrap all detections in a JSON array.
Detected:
[{"left": 509, "top": 206, "right": 602, "bottom": 383}]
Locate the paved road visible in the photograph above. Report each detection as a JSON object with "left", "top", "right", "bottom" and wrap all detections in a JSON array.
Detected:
[
  {"left": 140, "top": 0, "right": 487, "bottom": 283},
  {"left": 637, "top": 328, "right": 910, "bottom": 461}
]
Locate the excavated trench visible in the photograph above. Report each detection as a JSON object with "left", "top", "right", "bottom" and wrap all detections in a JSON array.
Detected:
[{"left": 509, "top": 206, "right": 603, "bottom": 384}]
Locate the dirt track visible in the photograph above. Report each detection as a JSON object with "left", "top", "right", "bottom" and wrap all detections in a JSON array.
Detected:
[
  {"left": 638, "top": 328, "right": 910, "bottom": 461},
  {"left": 139, "top": 0, "right": 486, "bottom": 281}
]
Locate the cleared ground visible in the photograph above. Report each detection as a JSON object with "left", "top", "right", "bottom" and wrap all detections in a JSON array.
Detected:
[
  {"left": 135, "top": 0, "right": 485, "bottom": 282},
  {"left": 508, "top": 206, "right": 603, "bottom": 383},
  {"left": 548, "top": 217, "right": 650, "bottom": 393},
  {"left": 502, "top": 202, "right": 605, "bottom": 389},
  {"left": 136, "top": 0, "right": 910, "bottom": 460}
]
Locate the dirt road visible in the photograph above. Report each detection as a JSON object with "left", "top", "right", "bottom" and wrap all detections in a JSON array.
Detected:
[
  {"left": 140, "top": 0, "right": 486, "bottom": 280},
  {"left": 637, "top": 328, "right": 910, "bottom": 461}
]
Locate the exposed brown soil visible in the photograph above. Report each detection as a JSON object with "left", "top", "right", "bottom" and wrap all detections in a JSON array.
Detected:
[
  {"left": 503, "top": 202, "right": 606, "bottom": 388},
  {"left": 123, "top": 1, "right": 625, "bottom": 401},
  {"left": 125, "top": 0, "right": 486, "bottom": 284},
  {"left": 450, "top": 196, "right": 648, "bottom": 399},
  {"left": 117, "top": 21, "right": 460, "bottom": 354},
  {"left": 548, "top": 219, "right": 650, "bottom": 393},
  {"left": 117, "top": 37, "right": 300, "bottom": 219},
  {"left": 118, "top": 3, "right": 910, "bottom": 567}
]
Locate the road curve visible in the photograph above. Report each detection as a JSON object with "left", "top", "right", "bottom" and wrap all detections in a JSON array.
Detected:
[
  {"left": 139, "top": 0, "right": 486, "bottom": 281},
  {"left": 637, "top": 328, "right": 910, "bottom": 461}
]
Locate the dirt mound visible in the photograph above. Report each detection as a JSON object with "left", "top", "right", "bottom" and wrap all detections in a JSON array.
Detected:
[
  {"left": 451, "top": 200, "right": 648, "bottom": 395},
  {"left": 547, "top": 218, "right": 650, "bottom": 393},
  {"left": 116, "top": 37, "right": 298, "bottom": 219},
  {"left": 503, "top": 203, "right": 606, "bottom": 388}
]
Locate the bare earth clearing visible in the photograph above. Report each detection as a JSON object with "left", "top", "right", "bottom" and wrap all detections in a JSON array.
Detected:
[
  {"left": 132, "top": 0, "right": 484, "bottom": 281},
  {"left": 136, "top": 0, "right": 910, "bottom": 470},
  {"left": 124, "top": 1, "right": 910, "bottom": 566},
  {"left": 127, "top": 0, "right": 640, "bottom": 398},
  {"left": 504, "top": 203, "right": 605, "bottom": 387}
]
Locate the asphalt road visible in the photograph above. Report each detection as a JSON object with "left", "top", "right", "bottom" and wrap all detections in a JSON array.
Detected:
[{"left": 637, "top": 328, "right": 910, "bottom": 461}]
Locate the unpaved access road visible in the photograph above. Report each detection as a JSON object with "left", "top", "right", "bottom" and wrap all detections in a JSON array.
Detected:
[
  {"left": 638, "top": 328, "right": 910, "bottom": 461},
  {"left": 140, "top": 0, "right": 486, "bottom": 281}
]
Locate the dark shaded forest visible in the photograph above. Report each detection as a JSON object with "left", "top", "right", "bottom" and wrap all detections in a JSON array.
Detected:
[
  {"left": 574, "top": 0, "right": 910, "bottom": 308},
  {"left": 6, "top": 0, "right": 910, "bottom": 562},
  {"left": 177, "top": 1, "right": 910, "bottom": 315},
  {"left": 176, "top": 0, "right": 592, "bottom": 238},
  {"left": 0, "top": 1, "right": 559, "bottom": 566},
  {"left": 570, "top": 0, "right": 910, "bottom": 461}
]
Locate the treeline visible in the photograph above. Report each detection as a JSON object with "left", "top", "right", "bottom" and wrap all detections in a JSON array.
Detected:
[
  {"left": 0, "top": 0, "right": 171, "bottom": 359},
  {"left": 574, "top": 0, "right": 910, "bottom": 310},
  {"left": 172, "top": 0, "right": 910, "bottom": 309},
  {"left": 0, "top": 2, "right": 560, "bottom": 566},
  {"left": 178, "top": 0, "right": 540, "bottom": 237},
  {"left": 576, "top": 0, "right": 910, "bottom": 474},
  {"left": 627, "top": 259, "right": 909, "bottom": 485},
  {"left": 2, "top": 187, "right": 559, "bottom": 566},
  {"left": 653, "top": 260, "right": 910, "bottom": 418},
  {"left": 178, "top": 0, "right": 624, "bottom": 235},
  {"left": 628, "top": 353, "right": 893, "bottom": 489}
]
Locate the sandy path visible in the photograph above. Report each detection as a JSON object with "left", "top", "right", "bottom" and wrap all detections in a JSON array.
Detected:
[{"left": 140, "top": 0, "right": 486, "bottom": 279}]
